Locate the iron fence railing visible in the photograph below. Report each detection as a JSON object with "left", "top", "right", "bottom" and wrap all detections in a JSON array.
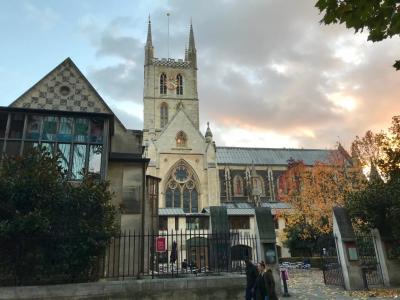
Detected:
[
  {"left": 0, "top": 230, "right": 258, "bottom": 286},
  {"left": 101, "top": 230, "right": 259, "bottom": 280}
]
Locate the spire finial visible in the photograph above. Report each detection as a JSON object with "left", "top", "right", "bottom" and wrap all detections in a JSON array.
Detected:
[
  {"left": 146, "top": 15, "right": 153, "bottom": 47},
  {"left": 205, "top": 121, "right": 213, "bottom": 142},
  {"left": 188, "top": 19, "right": 195, "bottom": 50}
]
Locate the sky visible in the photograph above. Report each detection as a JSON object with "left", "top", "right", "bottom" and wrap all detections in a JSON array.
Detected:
[{"left": 0, "top": 0, "right": 399, "bottom": 151}]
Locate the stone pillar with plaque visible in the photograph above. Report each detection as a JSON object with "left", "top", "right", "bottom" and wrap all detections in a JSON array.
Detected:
[
  {"left": 254, "top": 207, "right": 282, "bottom": 294},
  {"left": 333, "top": 207, "right": 364, "bottom": 290}
]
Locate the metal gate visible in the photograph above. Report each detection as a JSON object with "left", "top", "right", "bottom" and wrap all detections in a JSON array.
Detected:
[
  {"left": 321, "top": 243, "right": 344, "bottom": 288},
  {"left": 355, "top": 232, "right": 384, "bottom": 288}
]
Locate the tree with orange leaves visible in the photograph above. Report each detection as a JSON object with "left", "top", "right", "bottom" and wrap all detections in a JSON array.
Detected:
[{"left": 279, "top": 150, "right": 366, "bottom": 255}]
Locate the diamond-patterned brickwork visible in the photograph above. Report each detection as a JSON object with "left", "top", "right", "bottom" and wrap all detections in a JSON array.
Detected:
[{"left": 11, "top": 58, "right": 110, "bottom": 114}]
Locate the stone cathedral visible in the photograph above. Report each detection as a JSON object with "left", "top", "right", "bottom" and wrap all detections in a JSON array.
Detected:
[
  {"left": 142, "top": 19, "right": 220, "bottom": 213},
  {"left": 142, "top": 19, "right": 352, "bottom": 257}
]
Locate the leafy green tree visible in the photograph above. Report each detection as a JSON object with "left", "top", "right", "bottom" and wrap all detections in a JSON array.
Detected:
[
  {"left": 315, "top": 0, "right": 400, "bottom": 70},
  {"left": 0, "top": 147, "right": 117, "bottom": 285}
]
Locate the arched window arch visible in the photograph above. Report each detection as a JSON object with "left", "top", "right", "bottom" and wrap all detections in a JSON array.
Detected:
[
  {"left": 252, "top": 176, "right": 264, "bottom": 196},
  {"left": 160, "top": 73, "right": 167, "bottom": 95},
  {"left": 176, "top": 74, "right": 183, "bottom": 95},
  {"left": 160, "top": 102, "right": 168, "bottom": 128},
  {"left": 165, "top": 161, "right": 199, "bottom": 213},
  {"left": 176, "top": 131, "right": 187, "bottom": 147},
  {"left": 233, "top": 175, "right": 244, "bottom": 196}
]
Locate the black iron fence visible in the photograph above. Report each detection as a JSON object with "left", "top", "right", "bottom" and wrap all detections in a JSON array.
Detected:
[
  {"left": 0, "top": 230, "right": 258, "bottom": 286},
  {"left": 355, "top": 232, "right": 384, "bottom": 288},
  {"left": 101, "top": 230, "right": 259, "bottom": 280}
]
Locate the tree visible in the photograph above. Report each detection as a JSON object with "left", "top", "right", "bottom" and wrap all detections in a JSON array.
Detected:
[
  {"left": 0, "top": 147, "right": 117, "bottom": 285},
  {"left": 279, "top": 151, "right": 365, "bottom": 255},
  {"left": 346, "top": 116, "right": 400, "bottom": 248},
  {"left": 315, "top": 0, "right": 400, "bottom": 70}
]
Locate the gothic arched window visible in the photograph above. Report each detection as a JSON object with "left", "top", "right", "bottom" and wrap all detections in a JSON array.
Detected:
[
  {"left": 176, "top": 74, "right": 183, "bottom": 95},
  {"left": 176, "top": 131, "right": 187, "bottom": 147},
  {"left": 233, "top": 175, "right": 244, "bottom": 196},
  {"left": 165, "top": 162, "right": 199, "bottom": 213},
  {"left": 160, "top": 73, "right": 167, "bottom": 95},
  {"left": 160, "top": 102, "right": 168, "bottom": 128}
]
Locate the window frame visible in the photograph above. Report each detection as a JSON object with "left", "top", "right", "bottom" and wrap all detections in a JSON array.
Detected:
[
  {"left": 176, "top": 74, "right": 183, "bottom": 95},
  {"left": 0, "top": 111, "right": 108, "bottom": 181},
  {"left": 160, "top": 73, "right": 167, "bottom": 95}
]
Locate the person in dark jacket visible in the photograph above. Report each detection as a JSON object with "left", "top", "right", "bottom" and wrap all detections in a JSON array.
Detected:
[
  {"left": 245, "top": 257, "right": 258, "bottom": 300},
  {"left": 254, "top": 261, "right": 267, "bottom": 300},
  {"left": 264, "top": 269, "right": 278, "bottom": 300}
]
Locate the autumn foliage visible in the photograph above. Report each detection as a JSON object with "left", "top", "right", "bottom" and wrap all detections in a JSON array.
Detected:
[{"left": 278, "top": 150, "right": 365, "bottom": 240}]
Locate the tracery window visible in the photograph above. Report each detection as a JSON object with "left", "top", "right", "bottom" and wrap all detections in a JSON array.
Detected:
[
  {"left": 176, "top": 131, "right": 187, "bottom": 147},
  {"left": 160, "top": 102, "right": 168, "bottom": 128},
  {"left": 165, "top": 162, "right": 199, "bottom": 213},
  {"left": 160, "top": 73, "right": 167, "bottom": 95},
  {"left": 233, "top": 175, "right": 244, "bottom": 196},
  {"left": 176, "top": 74, "right": 183, "bottom": 95}
]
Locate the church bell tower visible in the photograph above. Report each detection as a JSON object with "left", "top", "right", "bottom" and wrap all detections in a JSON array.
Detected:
[{"left": 143, "top": 17, "right": 199, "bottom": 143}]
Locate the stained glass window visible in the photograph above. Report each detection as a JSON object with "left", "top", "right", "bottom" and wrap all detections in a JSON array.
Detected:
[
  {"left": 183, "top": 188, "right": 190, "bottom": 213},
  {"left": 90, "top": 118, "right": 103, "bottom": 143},
  {"left": 71, "top": 144, "right": 87, "bottom": 180},
  {"left": 74, "top": 118, "right": 89, "bottom": 143},
  {"left": 176, "top": 131, "right": 187, "bottom": 147},
  {"left": 9, "top": 114, "right": 24, "bottom": 139},
  {"left": 57, "top": 143, "right": 71, "bottom": 173},
  {"left": 166, "top": 188, "right": 173, "bottom": 208},
  {"left": 58, "top": 117, "right": 73, "bottom": 142},
  {"left": 26, "top": 115, "right": 41, "bottom": 140},
  {"left": 42, "top": 116, "right": 57, "bottom": 141},
  {"left": 164, "top": 162, "right": 199, "bottom": 213},
  {"left": 88, "top": 145, "right": 102, "bottom": 178},
  {"left": 174, "top": 188, "right": 181, "bottom": 208},
  {"left": 174, "top": 165, "right": 188, "bottom": 182},
  {"left": 191, "top": 189, "right": 198, "bottom": 213}
]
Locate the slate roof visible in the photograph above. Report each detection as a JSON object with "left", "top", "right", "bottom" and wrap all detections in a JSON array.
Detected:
[
  {"left": 158, "top": 208, "right": 186, "bottom": 216},
  {"left": 216, "top": 147, "right": 340, "bottom": 166}
]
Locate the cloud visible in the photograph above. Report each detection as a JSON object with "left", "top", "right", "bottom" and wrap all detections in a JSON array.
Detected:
[
  {"left": 80, "top": 0, "right": 400, "bottom": 149},
  {"left": 23, "top": 2, "right": 59, "bottom": 30}
]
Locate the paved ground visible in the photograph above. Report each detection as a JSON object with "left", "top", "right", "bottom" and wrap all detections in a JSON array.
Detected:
[{"left": 286, "top": 269, "right": 397, "bottom": 299}]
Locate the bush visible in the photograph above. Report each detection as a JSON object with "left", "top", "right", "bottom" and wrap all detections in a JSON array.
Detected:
[{"left": 0, "top": 147, "right": 117, "bottom": 286}]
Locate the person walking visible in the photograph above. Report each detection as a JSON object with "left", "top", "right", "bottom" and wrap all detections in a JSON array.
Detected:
[
  {"left": 254, "top": 261, "right": 267, "bottom": 300},
  {"left": 264, "top": 269, "right": 278, "bottom": 300},
  {"left": 245, "top": 257, "right": 258, "bottom": 300}
]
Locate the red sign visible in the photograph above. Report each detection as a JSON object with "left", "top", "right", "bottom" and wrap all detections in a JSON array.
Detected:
[{"left": 156, "top": 237, "right": 167, "bottom": 252}]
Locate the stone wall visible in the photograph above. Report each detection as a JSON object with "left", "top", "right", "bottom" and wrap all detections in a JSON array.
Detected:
[{"left": 0, "top": 274, "right": 246, "bottom": 300}]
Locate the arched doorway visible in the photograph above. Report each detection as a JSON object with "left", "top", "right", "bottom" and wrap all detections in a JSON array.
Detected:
[{"left": 186, "top": 237, "right": 209, "bottom": 271}]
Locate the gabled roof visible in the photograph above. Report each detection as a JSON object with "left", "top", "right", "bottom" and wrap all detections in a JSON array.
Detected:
[
  {"left": 216, "top": 146, "right": 341, "bottom": 166},
  {"left": 9, "top": 57, "right": 127, "bottom": 130},
  {"left": 158, "top": 104, "right": 205, "bottom": 142}
]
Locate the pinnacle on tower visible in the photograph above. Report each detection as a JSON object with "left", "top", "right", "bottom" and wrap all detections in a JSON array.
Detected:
[
  {"left": 205, "top": 122, "right": 213, "bottom": 143},
  {"left": 145, "top": 15, "right": 154, "bottom": 65},
  {"left": 187, "top": 20, "right": 197, "bottom": 69},
  {"left": 188, "top": 21, "right": 196, "bottom": 51}
]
